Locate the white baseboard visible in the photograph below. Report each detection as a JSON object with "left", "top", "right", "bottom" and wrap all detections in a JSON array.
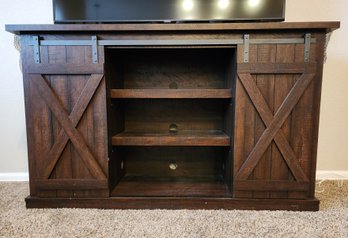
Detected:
[
  {"left": 0, "top": 172, "right": 29, "bottom": 181},
  {"left": 316, "top": 170, "right": 348, "bottom": 180},
  {"left": 0, "top": 171, "right": 347, "bottom": 181}
]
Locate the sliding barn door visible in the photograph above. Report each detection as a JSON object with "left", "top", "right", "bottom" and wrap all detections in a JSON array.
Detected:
[
  {"left": 21, "top": 36, "right": 108, "bottom": 198},
  {"left": 233, "top": 33, "right": 325, "bottom": 199}
]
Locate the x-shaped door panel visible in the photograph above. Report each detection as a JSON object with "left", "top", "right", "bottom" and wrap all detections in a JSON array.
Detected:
[
  {"left": 236, "top": 67, "right": 315, "bottom": 182},
  {"left": 30, "top": 74, "right": 106, "bottom": 180}
]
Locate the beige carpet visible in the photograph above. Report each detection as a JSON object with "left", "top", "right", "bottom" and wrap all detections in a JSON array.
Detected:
[{"left": 0, "top": 181, "right": 347, "bottom": 238}]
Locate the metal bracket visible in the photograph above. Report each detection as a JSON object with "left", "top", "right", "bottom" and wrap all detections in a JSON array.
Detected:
[
  {"left": 304, "top": 33, "right": 311, "bottom": 62},
  {"left": 33, "top": 36, "right": 40, "bottom": 64},
  {"left": 91, "top": 36, "right": 98, "bottom": 64},
  {"left": 243, "top": 34, "right": 250, "bottom": 63}
]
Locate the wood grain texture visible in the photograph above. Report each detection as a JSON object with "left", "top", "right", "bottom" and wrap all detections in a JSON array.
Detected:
[
  {"left": 122, "top": 99, "right": 228, "bottom": 133},
  {"left": 308, "top": 34, "right": 326, "bottom": 198},
  {"left": 22, "top": 38, "right": 108, "bottom": 198},
  {"left": 252, "top": 44, "right": 276, "bottom": 198},
  {"left": 13, "top": 24, "right": 334, "bottom": 210},
  {"left": 111, "top": 89, "right": 233, "bottom": 99},
  {"left": 237, "top": 63, "right": 316, "bottom": 74},
  {"left": 6, "top": 22, "right": 340, "bottom": 34},
  {"left": 122, "top": 147, "right": 226, "bottom": 178},
  {"left": 237, "top": 73, "right": 309, "bottom": 182},
  {"left": 112, "top": 131, "right": 230, "bottom": 146},
  {"left": 233, "top": 44, "right": 256, "bottom": 198},
  {"left": 270, "top": 44, "right": 295, "bottom": 199},
  {"left": 108, "top": 48, "right": 233, "bottom": 90},
  {"left": 235, "top": 73, "right": 315, "bottom": 180},
  {"left": 34, "top": 179, "right": 108, "bottom": 190},
  {"left": 40, "top": 74, "right": 104, "bottom": 179},
  {"left": 234, "top": 180, "right": 309, "bottom": 191},
  {"left": 233, "top": 36, "right": 321, "bottom": 199},
  {"left": 111, "top": 177, "right": 230, "bottom": 197},
  {"left": 25, "top": 197, "right": 320, "bottom": 211},
  {"left": 31, "top": 75, "right": 106, "bottom": 179},
  {"left": 26, "top": 64, "right": 103, "bottom": 74}
]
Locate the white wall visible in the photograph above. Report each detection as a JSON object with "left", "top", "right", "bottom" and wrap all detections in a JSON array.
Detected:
[
  {"left": 0, "top": 0, "right": 52, "bottom": 173},
  {"left": 0, "top": 0, "right": 346, "bottom": 174},
  {"left": 286, "top": 0, "right": 348, "bottom": 171}
]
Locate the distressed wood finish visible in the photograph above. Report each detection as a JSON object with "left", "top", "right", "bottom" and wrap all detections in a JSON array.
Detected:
[
  {"left": 25, "top": 197, "right": 319, "bottom": 211},
  {"left": 6, "top": 22, "right": 340, "bottom": 34},
  {"left": 111, "top": 89, "right": 233, "bottom": 99},
  {"left": 6, "top": 22, "right": 338, "bottom": 210},
  {"left": 20, "top": 37, "right": 109, "bottom": 198},
  {"left": 112, "top": 131, "right": 230, "bottom": 146},
  {"left": 233, "top": 33, "right": 326, "bottom": 200}
]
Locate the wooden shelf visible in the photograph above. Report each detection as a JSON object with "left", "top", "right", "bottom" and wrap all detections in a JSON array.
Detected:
[
  {"left": 111, "top": 176, "right": 230, "bottom": 197},
  {"left": 110, "top": 89, "right": 233, "bottom": 99},
  {"left": 112, "top": 131, "right": 230, "bottom": 146}
]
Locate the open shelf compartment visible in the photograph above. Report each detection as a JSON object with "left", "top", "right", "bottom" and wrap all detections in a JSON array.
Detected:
[
  {"left": 105, "top": 47, "right": 235, "bottom": 93},
  {"left": 109, "top": 99, "right": 233, "bottom": 146},
  {"left": 110, "top": 147, "right": 232, "bottom": 197},
  {"left": 105, "top": 46, "right": 236, "bottom": 197}
]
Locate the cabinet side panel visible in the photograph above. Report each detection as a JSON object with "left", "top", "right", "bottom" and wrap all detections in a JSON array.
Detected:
[
  {"left": 20, "top": 35, "right": 52, "bottom": 197},
  {"left": 309, "top": 33, "right": 326, "bottom": 197}
]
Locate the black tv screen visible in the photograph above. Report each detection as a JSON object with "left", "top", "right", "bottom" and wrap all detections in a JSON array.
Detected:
[{"left": 53, "top": 0, "right": 285, "bottom": 23}]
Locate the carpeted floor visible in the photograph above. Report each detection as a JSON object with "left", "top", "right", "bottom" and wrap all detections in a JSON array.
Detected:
[{"left": 0, "top": 181, "right": 347, "bottom": 238}]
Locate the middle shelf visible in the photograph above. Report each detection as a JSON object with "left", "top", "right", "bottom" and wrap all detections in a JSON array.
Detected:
[
  {"left": 111, "top": 89, "right": 233, "bottom": 99},
  {"left": 112, "top": 130, "right": 230, "bottom": 146},
  {"left": 108, "top": 99, "right": 233, "bottom": 147}
]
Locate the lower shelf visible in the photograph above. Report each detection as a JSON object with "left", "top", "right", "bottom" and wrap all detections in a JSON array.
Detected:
[
  {"left": 111, "top": 176, "right": 230, "bottom": 197},
  {"left": 25, "top": 197, "right": 320, "bottom": 211}
]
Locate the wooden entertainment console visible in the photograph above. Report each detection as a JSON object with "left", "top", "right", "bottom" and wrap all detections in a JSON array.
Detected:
[{"left": 6, "top": 22, "right": 339, "bottom": 210}]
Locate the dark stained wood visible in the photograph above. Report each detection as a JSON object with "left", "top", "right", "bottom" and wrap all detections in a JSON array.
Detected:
[
  {"left": 34, "top": 43, "right": 57, "bottom": 198},
  {"left": 111, "top": 177, "right": 230, "bottom": 197},
  {"left": 237, "top": 73, "right": 309, "bottom": 182},
  {"left": 66, "top": 45, "right": 90, "bottom": 198},
  {"left": 122, "top": 147, "right": 226, "bottom": 178},
  {"left": 111, "top": 89, "right": 233, "bottom": 99},
  {"left": 270, "top": 44, "right": 296, "bottom": 199},
  {"left": 252, "top": 44, "right": 276, "bottom": 199},
  {"left": 27, "top": 64, "right": 104, "bottom": 74},
  {"left": 25, "top": 196, "right": 320, "bottom": 211},
  {"left": 235, "top": 73, "right": 315, "bottom": 180},
  {"left": 9, "top": 22, "right": 338, "bottom": 210},
  {"left": 112, "top": 131, "right": 230, "bottom": 146},
  {"left": 31, "top": 75, "right": 106, "bottom": 179},
  {"left": 41, "top": 74, "right": 104, "bottom": 179},
  {"left": 6, "top": 22, "right": 340, "bottom": 34},
  {"left": 46, "top": 45, "right": 70, "bottom": 198},
  {"left": 307, "top": 34, "right": 326, "bottom": 198},
  {"left": 233, "top": 44, "right": 257, "bottom": 198},
  {"left": 122, "top": 99, "right": 228, "bottom": 133},
  {"left": 65, "top": 45, "right": 107, "bottom": 198},
  {"left": 237, "top": 63, "right": 316, "bottom": 74},
  {"left": 287, "top": 43, "right": 308, "bottom": 199},
  {"left": 108, "top": 48, "right": 233, "bottom": 90},
  {"left": 34, "top": 179, "right": 108, "bottom": 190},
  {"left": 20, "top": 35, "right": 39, "bottom": 196},
  {"left": 234, "top": 181, "right": 309, "bottom": 191}
]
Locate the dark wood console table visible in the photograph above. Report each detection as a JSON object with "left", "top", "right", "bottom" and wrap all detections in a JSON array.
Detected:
[{"left": 6, "top": 22, "right": 340, "bottom": 210}]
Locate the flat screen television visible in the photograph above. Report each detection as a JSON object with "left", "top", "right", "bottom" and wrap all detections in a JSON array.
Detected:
[{"left": 53, "top": 0, "right": 285, "bottom": 23}]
